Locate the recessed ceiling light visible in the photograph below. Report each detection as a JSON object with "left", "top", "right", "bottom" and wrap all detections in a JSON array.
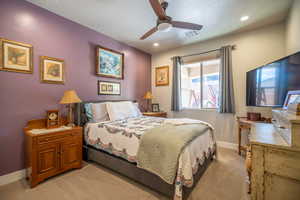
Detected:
[
  {"left": 240, "top": 16, "right": 249, "bottom": 21},
  {"left": 153, "top": 43, "right": 159, "bottom": 47}
]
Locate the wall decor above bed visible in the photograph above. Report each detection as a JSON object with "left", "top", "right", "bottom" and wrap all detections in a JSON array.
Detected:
[
  {"left": 0, "top": 38, "right": 33, "bottom": 74},
  {"left": 155, "top": 66, "right": 169, "bottom": 86},
  {"left": 40, "top": 56, "right": 65, "bottom": 84},
  {"left": 98, "top": 80, "right": 121, "bottom": 95},
  {"left": 96, "top": 45, "right": 124, "bottom": 79}
]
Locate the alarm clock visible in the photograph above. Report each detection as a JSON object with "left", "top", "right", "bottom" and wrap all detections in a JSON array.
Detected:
[{"left": 46, "top": 110, "right": 60, "bottom": 129}]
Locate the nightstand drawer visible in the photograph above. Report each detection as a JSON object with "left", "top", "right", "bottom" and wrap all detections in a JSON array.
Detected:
[{"left": 37, "top": 131, "right": 81, "bottom": 144}]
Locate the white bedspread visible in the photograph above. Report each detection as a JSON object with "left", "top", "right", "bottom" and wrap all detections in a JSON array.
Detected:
[{"left": 85, "top": 116, "right": 216, "bottom": 199}]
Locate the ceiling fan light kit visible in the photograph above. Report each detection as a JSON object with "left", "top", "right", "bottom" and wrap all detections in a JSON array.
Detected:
[{"left": 140, "top": 0, "right": 203, "bottom": 40}]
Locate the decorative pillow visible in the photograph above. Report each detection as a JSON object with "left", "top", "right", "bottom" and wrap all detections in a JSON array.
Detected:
[
  {"left": 84, "top": 103, "right": 93, "bottom": 121},
  {"left": 106, "top": 101, "right": 140, "bottom": 121},
  {"left": 91, "top": 102, "right": 110, "bottom": 122}
]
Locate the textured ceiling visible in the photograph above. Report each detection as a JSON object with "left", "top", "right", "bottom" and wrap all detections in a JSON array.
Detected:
[{"left": 26, "top": 0, "right": 293, "bottom": 54}]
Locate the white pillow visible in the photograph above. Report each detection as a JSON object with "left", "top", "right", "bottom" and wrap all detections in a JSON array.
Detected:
[
  {"left": 133, "top": 102, "right": 142, "bottom": 117},
  {"left": 91, "top": 102, "right": 110, "bottom": 122},
  {"left": 106, "top": 101, "right": 140, "bottom": 121}
]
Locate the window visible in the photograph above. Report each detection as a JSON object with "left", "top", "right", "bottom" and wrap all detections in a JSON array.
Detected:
[{"left": 181, "top": 59, "right": 220, "bottom": 109}]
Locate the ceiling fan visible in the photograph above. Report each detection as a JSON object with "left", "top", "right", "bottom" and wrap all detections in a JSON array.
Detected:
[{"left": 140, "top": 0, "right": 203, "bottom": 40}]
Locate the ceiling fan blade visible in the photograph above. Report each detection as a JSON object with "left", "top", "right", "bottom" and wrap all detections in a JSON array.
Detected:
[
  {"left": 149, "top": 0, "right": 167, "bottom": 20},
  {"left": 140, "top": 27, "right": 158, "bottom": 40},
  {"left": 172, "top": 21, "right": 203, "bottom": 30}
]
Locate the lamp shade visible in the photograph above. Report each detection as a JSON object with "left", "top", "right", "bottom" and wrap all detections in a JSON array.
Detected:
[
  {"left": 143, "top": 91, "right": 153, "bottom": 99},
  {"left": 59, "top": 90, "right": 82, "bottom": 104}
]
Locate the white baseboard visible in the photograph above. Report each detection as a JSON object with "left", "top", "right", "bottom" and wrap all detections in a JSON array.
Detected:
[
  {"left": 0, "top": 169, "right": 26, "bottom": 186},
  {"left": 217, "top": 141, "right": 238, "bottom": 150}
]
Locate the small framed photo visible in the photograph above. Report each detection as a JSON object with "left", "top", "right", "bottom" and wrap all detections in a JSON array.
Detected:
[
  {"left": 0, "top": 38, "right": 33, "bottom": 73},
  {"left": 40, "top": 56, "right": 65, "bottom": 84},
  {"left": 98, "top": 81, "right": 121, "bottom": 95},
  {"left": 152, "top": 104, "right": 160, "bottom": 112},
  {"left": 283, "top": 90, "right": 300, "bottom": 109},
  {"left": 96, "top": 46, "right": 124, "bottom": 79},
  {"left": 155, "top": 66, "right": 169, "bottom": 86}
]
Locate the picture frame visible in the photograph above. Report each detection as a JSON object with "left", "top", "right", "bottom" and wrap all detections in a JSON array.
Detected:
[
  {"left": 155, "top": 66, "right": 169, "bottom": 86},
  {"left": 283, "top": 90, "right": 300, "bottom": 109},
  {"left": 152, "top": 103, "right": 160, "bottom": 112},
  {"left": 0, "top": 38, "right": 33, "bottom": 74},
  {"left": 96, "top": 45, "right": 124, "bottom": 79},
  {"left": 46, "top": 110, "right": 60, "bottom": 129},
  {"left": 98, "top": 80, "right": 121, "bottom": 95},
  {"left": 40, "top": 56, "right": 65, "bottom": 84}
]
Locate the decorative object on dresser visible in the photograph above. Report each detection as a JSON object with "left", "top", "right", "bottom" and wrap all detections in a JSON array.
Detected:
[
  {"left": 155, "top": 66, "right": 169, "bottom": 86},
  {"left": 46, "top": 110, "right": 60, "bottom": 129},
  {"left": 98, "top": 80, "right": 121, "bottom": 95},
  {"left": 60, "top": 90, "right": 82, "bottom": 127},
  {"left": 40, "top": 56, "right": 65, "bottom": 84},
  {"left": 143, "top": 91, "right": 153, "bottom": 112},
  {"left": 96, "top": 45, "right": 124, "bottom": 79},
  {"left": 143, "top": 111, "right": 167, "bottom": 118},
  {"left": 24, "top": 118, "right": 83, "bottom": 188},
  {"left": 236, "top": 116, "right": 271, "bottom": 155},
  {"left": 151, "top": 103, "right": 160, "bottom": 112},
  {"left": 249, "top": 110, "right": 300, "bottom": 200},
  {"left": 0, "top": 38, "right": 33, "bottom": 73},
  {"left": 247, "top": 112, "right": 261, "bottom": 121}
]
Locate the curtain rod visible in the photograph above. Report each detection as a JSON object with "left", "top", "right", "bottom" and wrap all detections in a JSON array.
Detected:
[{"left": 180, "top": 45, "right": 236, "bottom": 58}]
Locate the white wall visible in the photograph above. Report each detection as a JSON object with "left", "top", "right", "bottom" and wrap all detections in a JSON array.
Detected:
[
  {"left": 151, "top": 23, "right": 287, "bottom": 143},
  {"left": 286, "top": 0, "right": 300, "bottom": 55}
]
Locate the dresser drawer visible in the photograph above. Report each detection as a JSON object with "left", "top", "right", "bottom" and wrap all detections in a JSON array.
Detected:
[{"left": 37, "top": 131, "right": 81, "bottom": 144}]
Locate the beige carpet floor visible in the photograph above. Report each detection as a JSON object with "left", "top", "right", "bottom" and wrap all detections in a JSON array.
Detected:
[{"left": 0, "top": 148, "right": 250, "bottom": 200}]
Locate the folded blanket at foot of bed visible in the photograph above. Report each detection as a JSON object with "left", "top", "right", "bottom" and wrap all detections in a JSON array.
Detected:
[{"left": 137, "top": 123, "right": 211, "bottom": 184}]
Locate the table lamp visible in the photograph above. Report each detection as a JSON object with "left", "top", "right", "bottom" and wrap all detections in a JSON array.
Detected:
[
  {"left": 143, "top": 91, "right": 153, "bottom": 112},
  {"left": 60, "top": 90, "right": 82, "bottom": 127}
]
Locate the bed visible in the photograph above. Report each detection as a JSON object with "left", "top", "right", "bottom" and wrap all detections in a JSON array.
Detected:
[{"left": 75, "top": 100, "right": 216, "bottom": 200}]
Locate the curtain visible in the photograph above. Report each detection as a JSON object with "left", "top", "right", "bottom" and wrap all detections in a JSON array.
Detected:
[
  {"left": 219, "top": 46, "right": 235, "bottom": 113},
  {"left": 171, "top": 56, "right": 183, "bottom": 111}
]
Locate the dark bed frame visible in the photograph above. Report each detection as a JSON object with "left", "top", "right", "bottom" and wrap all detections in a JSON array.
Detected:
[{"left": 75, "top": 100, "right": 216, "bottom": 199}]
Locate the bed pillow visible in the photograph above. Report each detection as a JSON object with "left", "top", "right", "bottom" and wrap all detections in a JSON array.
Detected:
[
  {"left": 84, "top": 103, "right": 93, "bottom": 121},
  {"left": 106, "top": 101, "right": 140, "bottom": 121},
  {"left": 133, "top": 102, "right": 143, "bottom": 117},
  {"left": 91, "top": 102, "right": 110, "bottom": 122}
]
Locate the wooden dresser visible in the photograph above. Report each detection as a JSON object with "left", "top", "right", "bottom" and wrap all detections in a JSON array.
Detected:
[
  {"left": 249, "top": 110, "right": 300, "bottom": 200},
  {"left": 24, "top": 119, "right": 83, "bottom": 188}
]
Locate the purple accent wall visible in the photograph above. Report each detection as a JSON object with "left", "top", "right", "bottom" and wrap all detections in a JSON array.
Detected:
[{"left": 0, "top": 0, "right": 151, "bottom": 176}]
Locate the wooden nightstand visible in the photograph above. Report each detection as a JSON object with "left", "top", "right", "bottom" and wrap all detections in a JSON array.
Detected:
[
  {"left": 24, "top": 118, "right": 82, "bottom": 188},
  {"left": 143, "top": 112, "right": 167, "bottom": 118}
]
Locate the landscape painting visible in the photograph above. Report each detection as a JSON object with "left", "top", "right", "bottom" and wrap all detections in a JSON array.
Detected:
[
  {"left": 0, "top": 38, "right": 33, "bottom": 73},
  {"left": 40, "top": 56, "right": 65, "bottom": 84},
  {"left": 96, "top": 46, "right": 124, "bottom": 79}
]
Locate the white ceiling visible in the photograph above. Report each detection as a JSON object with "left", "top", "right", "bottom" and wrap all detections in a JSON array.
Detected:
[{"left": 26, "top": 0, "right": 293, "bottom": 54}]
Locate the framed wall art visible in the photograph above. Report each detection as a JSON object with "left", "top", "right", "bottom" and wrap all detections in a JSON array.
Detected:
[
  {"left": 98, "top": 81, "right": 121, "bottom": 95},
  {"left": 96, "top": 46, "right": 124, "bottom": 79},
  {"left": 155, "top": 66, "right": 169, "bottom": 86},
  {"left": 283, "top": 90, "right": 300, "bottom": 109},
  {"left": 40, "top": 56, "right": 65, "bottom": 84},
  {"left": 0, "top": 38, "right": 33, "bottom": 73}
]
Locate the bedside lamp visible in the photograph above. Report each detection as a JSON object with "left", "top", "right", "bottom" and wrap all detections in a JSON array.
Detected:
[
  {"left": 60, "top": 90, "right": 82, "bottom": 127},
  {"left": 143, "top": 91, "right": 153, "bottom": 112}
]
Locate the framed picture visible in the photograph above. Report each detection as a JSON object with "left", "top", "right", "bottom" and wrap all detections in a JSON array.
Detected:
[
  {"left": 96, "top": 46, "right": 124, "bottom": 79},
  {"left": 0, "top": 38, "right": 33, "bottom": 73},
  {"left": 98, "top": 81, "right": 121, "bottom": 95},
  {"left": 40, "top": 56, "right": 65, "bottom": 84},
  {"left": 283, "top": 90, "right": 300, "bottom": 109},
  {"left": 152, "top": 104, "right": 160, "bottom": 112},
  {"left": 155, "top": 66, "right": 169, "bottom": 86}
]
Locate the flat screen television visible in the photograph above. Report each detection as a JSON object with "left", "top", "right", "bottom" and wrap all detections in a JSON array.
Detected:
[{"left": 246, "top": 51, "right": 300, "bottom": 107}]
